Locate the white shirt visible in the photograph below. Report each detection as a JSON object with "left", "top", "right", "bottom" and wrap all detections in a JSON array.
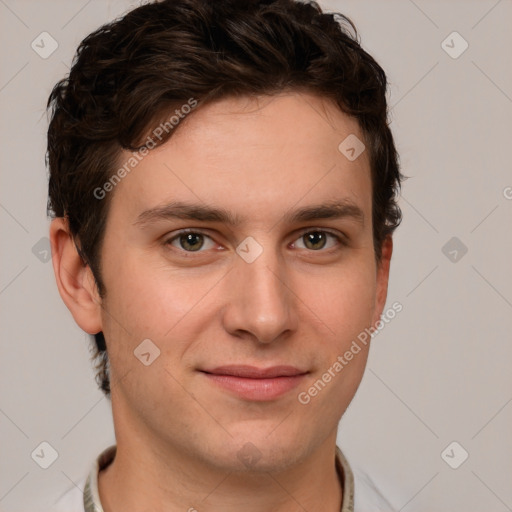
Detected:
[{"left": 53, "top": 444, "right": 396, "bottom": 511}]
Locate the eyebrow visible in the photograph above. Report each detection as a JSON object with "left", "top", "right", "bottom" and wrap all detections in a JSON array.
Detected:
[{"left": 134, "top": 199, "right": 365, "bottom": 228}]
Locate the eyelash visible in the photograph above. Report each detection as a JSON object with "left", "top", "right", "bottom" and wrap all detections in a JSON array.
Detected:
[{"left": 163, "top": 228, "right": 347, "bottom": 254}]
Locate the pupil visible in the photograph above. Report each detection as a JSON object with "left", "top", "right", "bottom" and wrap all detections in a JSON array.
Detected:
[
  {"left": 306, "top": 232, "right": 325, "bottom": 250},
  {"left": 182, "top": 233, "right": 203, "bottom": 251}
]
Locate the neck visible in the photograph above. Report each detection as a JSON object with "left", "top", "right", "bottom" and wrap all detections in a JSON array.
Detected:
[{"left": 98, "top": 431, "right": 342, "bottom": 512}]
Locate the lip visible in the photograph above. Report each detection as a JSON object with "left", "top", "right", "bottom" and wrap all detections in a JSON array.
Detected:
[{"left": 200, "top": 365, "right": 308, "bottom": 401}]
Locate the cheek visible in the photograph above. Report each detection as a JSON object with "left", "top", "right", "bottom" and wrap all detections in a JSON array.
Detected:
[
  {"left": 302, "top": 258, "right": 377, "bottom": 346},
  {"left": 102, "top": 255, "right": 201, "bottom": 335},
  {"left": 299, "top": 264, "right": 376, "bottom": 412},
  {"left": 99, "top": 252, "right": 226, "bottom": 378}
]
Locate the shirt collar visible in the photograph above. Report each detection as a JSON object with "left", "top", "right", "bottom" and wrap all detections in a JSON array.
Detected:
[{"left": 84, "top": 444, "right": 354, "bottom": 512}]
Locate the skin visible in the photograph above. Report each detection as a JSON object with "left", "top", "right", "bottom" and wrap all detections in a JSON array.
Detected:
[{"left": 50, "top": 91, "right": 393, "bottom": 512}]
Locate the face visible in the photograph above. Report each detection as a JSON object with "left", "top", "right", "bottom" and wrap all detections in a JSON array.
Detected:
[{"left": 94, "top": 92, "right": 391, "bottom": 472}]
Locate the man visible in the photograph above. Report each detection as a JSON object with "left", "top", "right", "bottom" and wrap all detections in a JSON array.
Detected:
[{"left": 48, "top": 0, "right": 403, "bottom": 510}]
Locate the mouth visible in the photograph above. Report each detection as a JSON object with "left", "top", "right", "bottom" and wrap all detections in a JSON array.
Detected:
[{"left": 199, "top": 365, "right": 309, "bottom": 401}]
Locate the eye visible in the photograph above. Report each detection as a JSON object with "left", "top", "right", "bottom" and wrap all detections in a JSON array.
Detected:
[
  {"left": 165, "top": 230, "right": 216, "bottom": 252},
  {"left": 164, "top": 228, "right": 345, "bottom": 255},
  {"left": 292, "top": 230, "right": 344, "bottom": 251}
]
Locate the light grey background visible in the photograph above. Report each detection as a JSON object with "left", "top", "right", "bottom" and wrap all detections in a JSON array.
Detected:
[{"left": 1, "top": 0, "right": 511, "bottom": 510}]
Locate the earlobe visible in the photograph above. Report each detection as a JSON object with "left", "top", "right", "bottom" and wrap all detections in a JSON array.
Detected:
[{"left": 49, "top": 218, "right": 103, "bottom": 335}]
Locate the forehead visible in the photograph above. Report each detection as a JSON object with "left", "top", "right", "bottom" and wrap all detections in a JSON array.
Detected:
[{"left": 108, "top": 91, "right": 372, "bottom": 229}]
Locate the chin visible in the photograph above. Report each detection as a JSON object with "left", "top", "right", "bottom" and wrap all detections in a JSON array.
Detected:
[{"left": 206, "top": 429, "right": 311, "bottom": 473}]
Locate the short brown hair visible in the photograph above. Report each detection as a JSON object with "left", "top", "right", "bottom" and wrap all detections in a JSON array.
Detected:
[{"left": 46, "top": 0, "right": 404, "bottom": 396}]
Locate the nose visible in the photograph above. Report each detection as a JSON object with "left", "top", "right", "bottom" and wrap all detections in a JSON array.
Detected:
[{"left": 221, "top": 239, "right": 298, "bottom": 344}]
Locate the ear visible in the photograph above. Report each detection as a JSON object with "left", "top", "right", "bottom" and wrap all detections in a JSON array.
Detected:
[
  {"left": 49, "top": 217, "right": 103, "bottom": 335},
  {"left": 371, "top": 235, "right": 393, "bottom": 326}
]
